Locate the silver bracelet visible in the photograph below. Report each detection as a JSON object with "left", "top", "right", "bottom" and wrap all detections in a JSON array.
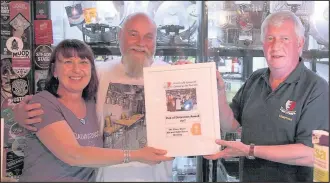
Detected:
[{"left": 123, "top": 150, "right": 130, "bottom": 163}]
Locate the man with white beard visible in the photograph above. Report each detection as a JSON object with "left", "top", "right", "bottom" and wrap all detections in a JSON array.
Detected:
[
  {"left": 94, "top": 12, "right": 173, "bottom": 181},
  {"left": 13, "top": 12, "right": 174, "bottom": 182}
]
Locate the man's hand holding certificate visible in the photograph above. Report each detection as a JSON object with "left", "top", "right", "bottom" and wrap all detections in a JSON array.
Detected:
[{"left": 143, "top": 62, "right": 221, "bottom": 157}]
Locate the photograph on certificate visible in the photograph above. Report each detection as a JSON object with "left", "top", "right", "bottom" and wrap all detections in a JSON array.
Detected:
[{"left": 165, "top": 87, "right": 197, "bottom": 112}]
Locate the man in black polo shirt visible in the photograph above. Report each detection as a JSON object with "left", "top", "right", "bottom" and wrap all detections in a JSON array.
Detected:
[{"left": 204, "top": 11, "right": 329, "bottom": 182}]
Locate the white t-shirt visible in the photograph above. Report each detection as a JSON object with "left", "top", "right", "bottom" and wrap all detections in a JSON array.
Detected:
[{"left": 95, "top": 59, "right": 173, "bottom": 182}]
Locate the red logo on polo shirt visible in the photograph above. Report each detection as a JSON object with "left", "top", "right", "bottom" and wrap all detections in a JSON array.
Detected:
[
  {"left": 286, "top": 100, "right": 296, "bottom": 111},
  {"left": 280, "top": 100, "right": 296, "bottom": 116}
]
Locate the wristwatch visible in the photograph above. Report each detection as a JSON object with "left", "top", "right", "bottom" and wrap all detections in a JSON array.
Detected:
[{"left": 246, "top": 143, "right": 255, "bottom": 160}]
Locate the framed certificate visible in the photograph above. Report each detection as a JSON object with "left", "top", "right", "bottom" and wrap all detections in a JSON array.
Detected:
[{"left": 143, "top": 62, "right": 221, "bottom": 157}]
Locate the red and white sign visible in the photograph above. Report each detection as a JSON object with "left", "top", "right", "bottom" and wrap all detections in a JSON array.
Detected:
[
  {"left": 9, "top": 1, "right": 30, "bottom": 22},
  {"left": 12, "top": 50, "right": 31, "bottom": 78},
  {"left": 34, "top": 20, "right": 53, "bottom": 45}
]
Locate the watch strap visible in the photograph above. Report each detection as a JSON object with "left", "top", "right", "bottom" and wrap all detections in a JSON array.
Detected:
[{"left": 249, "top": 143, "right": 255, "bottom": 157}]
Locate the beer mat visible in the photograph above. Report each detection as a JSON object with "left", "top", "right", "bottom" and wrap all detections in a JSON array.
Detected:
[
  {"left": 35, "top": 1, "right": 48, "bottom": 19},
  {"left": 1, "top": 1, "right": 10, "bottom": 24},
  {"left": 34, "top": 20, "right": 53, "bottom": 45},
  {"left": 9, "top": 1, "right": 30, "bottom": 22},
  {"left": 9, "top": 13, "right": 30, "bottom": 32},
  {"left": 312, "top": 130, "right": 329, "bottom": 146}
]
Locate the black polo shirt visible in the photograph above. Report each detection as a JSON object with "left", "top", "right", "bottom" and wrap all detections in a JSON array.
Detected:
[{"left": 230, "top": 60, "right": 329, "bottom": 182}]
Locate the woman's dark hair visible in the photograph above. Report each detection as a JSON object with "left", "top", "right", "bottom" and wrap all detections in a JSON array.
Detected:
[{"left": 45, "top": 39, "right": 99, "bottom": 101}]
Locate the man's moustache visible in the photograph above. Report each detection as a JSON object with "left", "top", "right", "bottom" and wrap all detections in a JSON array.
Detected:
[{"left": 128, "top": 46, "right": 151, "bottom": 57}]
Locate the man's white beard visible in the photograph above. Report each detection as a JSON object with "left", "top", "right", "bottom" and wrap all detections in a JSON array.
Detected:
[{"left": 122, "top": 52, "right": 152, "bottom": 78}]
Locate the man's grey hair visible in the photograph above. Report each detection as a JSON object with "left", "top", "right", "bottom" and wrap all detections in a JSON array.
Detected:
[
  {"left": 119, "top": 12, "right": 157, "bottom": 30},
  {"left": 260, "top": 11, "right": 305, "bottom": 43}
]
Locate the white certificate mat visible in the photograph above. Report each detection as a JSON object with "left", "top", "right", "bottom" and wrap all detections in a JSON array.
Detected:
[{"left": 143, "top": 62, "right": 221, "bottom": 157}]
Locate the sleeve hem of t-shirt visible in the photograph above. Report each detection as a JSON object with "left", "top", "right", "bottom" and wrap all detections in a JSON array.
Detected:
[{"left": 29, "top": 92, "right": 65, "bottom": 131}]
